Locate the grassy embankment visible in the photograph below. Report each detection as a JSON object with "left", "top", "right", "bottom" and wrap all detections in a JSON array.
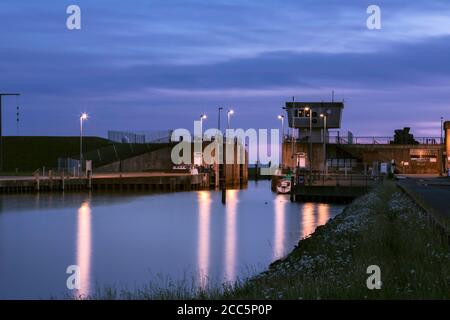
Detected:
[
  {"left": 88, "top": 181, "right": 450, "bottom": 300},
  {"left": 3, "top": 136, "right": 111, "bottom": 174},
  {"left": 2, "top": 137, "right": 170, "bottom": 174}
]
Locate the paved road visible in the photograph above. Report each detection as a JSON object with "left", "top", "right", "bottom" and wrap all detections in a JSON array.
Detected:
[{"left": 397, "top": 176, "right": 450, "bottom": 232}]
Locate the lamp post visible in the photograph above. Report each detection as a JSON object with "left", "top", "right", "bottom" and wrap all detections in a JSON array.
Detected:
[
  {"left": 278, "top": 115, "right": 285, "bottom": 137},
  {"left": 278, "top": 115, "right": 284, "bottom": 168},
  {"left": 440, "top": 116, "right": 444, "bottom": 176},
  {"left": 290, "top": 97, "right": 295, "bottom": 162},
  {"left": 224, "top": 109, "right": 235, "bottom": 197},
  {"left": 320, "top": 113, "right": 328, "bottom": 175},
  {"left": 225, "top": 109, "right": 233, "bottom": 204},
  {"left": 0, "top": 93, "right": 21, "bottom": 172},
  {"left": 199, "top": 114, "right": 207, "bottom": 140},
  {"left": 218, "top": 107, "right": 223, "bottom": 132},
  {"left": 305, "top": 106, "right": 313, "bottom": 176},
  {"left": 227, "top": 109, "right": 234, "bottom": 130},
  {"left": 304, "top": 107, "right": 312, "bottom": 138},
  {"left": 79, "top": 113, "right": 88, "bottom": 176}
]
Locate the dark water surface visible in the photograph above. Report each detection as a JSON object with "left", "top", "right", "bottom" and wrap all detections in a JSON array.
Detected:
[{"left": 0, "top": 180, "right": 344, "bottom": 299}]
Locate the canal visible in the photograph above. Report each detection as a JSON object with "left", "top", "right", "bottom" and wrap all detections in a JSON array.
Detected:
[{"left": 0, "top": 180, "right": 344, "bottom": 299}]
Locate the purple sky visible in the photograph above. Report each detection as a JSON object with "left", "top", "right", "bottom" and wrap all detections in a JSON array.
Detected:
[{"left": 0, "top": 0, "right": 449, "bottom": 138}]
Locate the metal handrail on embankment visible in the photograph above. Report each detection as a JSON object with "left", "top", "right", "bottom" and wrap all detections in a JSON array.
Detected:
[
  {"left": 286, "top": 173, "right": 386, "bottom": 202},
  {"left": 303, "top": 173, "right": 383, "bottom": 187},
  {"left": 397, "top": 182, "right": 450, "bottom": 237}
]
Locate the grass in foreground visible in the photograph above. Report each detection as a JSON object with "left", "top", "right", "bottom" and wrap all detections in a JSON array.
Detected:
[{"left": 85, "top": 182, "right": 450, "bottom": 300}]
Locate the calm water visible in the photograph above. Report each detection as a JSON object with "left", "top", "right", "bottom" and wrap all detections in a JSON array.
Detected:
[{"left": 0, "top": 181, "right": 344, "bottom": 299}]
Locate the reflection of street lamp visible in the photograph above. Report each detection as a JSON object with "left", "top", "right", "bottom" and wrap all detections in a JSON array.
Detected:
[
  {"left": 80, "top": 113, "right": 88, "bottom": 175},
  {"left": 227, "top": 109, "right": 234, "bottom": 130},
  {"left": 278, "top": 115, "right": 284, "bottom": 168}
]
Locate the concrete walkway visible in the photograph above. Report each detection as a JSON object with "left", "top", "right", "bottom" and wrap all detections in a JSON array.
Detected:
[{"left": 397, "top": 176, "right": 450, "bottom": 233}]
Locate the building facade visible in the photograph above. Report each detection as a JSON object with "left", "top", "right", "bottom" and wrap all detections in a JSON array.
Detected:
[{"left": 282, "top": 101, "right": 445, "bottom": 175}]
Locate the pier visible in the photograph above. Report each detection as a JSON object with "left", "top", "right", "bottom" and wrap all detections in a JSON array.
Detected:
[
  {"left": 0, "top": 172, "right": 211, "bottom": 193},
  {"left": 272, "top": 173, "right": 382, "bottom": 202},
  {"left": 293, "top": 175, "right": 382, "bottom": 202}
]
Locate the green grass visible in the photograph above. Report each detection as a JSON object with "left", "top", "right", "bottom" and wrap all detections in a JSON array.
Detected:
[
  {"left": 2, "top": 137, "right": 172, "bottom": 173},
  {"left": 85, "top": 182, "right": 450, "bottom": 300},
  {"left": 224, "top": 182, "right": 450, "bottom": 299},
  {"left": 3, "top": 136, "right": 112, "bottom": 173}
]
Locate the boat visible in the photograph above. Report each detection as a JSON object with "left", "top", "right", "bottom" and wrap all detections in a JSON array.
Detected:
[{"left": 276, "top": 179, "right": 291, "bottom": 194}]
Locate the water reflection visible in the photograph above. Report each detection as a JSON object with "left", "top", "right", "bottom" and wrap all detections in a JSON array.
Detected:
[
  {"left": 34, "top": 193, "right": 40, "bottom": 210},
  {"left": 197, "top": 191, "right": 211, "bottom": 288},
  {"left": 301, "top": 203, "right": 316, "bottom": 239},
  {"left": 224, "top": 190, "right": 238, "bottom": 283},
  {"left": 318, "top": 203, "right": 330, "bottom": 226},
  {"left": 76, "top": 200, "right": 92, "bottom": 297},
  {"left": 273, "top": 195, "right": 287, "bottom": 260},
  {"left": 0, "top": 181, "right": 345, "bottom": 299}
]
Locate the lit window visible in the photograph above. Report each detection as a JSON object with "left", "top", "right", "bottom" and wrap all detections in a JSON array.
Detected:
[{"left": 296, "top": 109, "right": 311, "bottom": 118}]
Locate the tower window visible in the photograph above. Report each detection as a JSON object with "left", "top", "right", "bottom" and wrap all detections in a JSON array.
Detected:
[{"left": 296, "top": 109, "right": 311, "bottom": 118}]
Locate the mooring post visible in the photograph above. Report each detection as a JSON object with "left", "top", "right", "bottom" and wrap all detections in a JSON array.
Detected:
[
  {"left": 34, "top": 171, "right": 40, "bottom": 192},
  {"left": 222, "top": 186, "right": 226, "bottom": 204},
  {"left": 49, "top": 170, "right": 53, "bottom": 190},
  {"left": 290, "top": 175, "right": 295, "bottom": 202},
  {"left": 87, "top": 171, "right": 92, "bottom": 190},
  {"left": 221, "top": 164, "right": 226, "bottom": 205}
]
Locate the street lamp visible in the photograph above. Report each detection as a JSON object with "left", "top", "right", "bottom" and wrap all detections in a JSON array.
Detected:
[
  {"left": 80, "top": 113, "right": 88, "bottom": 176},
  {"left": 320, "top": 113, "right": 327, "bottom": 141},
  {"left": 440, "top": 116, "right": 444, "bottom": 176},
  {"left": 320, "top": 112, "right": 329, "bottom": 174},
  {"left": 277, "top": 115, "right": 284, "bottom": 137},
  {"left": 218, "top": 107, "right": 223, "bottom": 132},
  {"left": 278, "top": 115, "right": 284, "bottom": 168},
  {"left": 199, "top": 114, "right": 207, "bottom": 140},
  {"left": 304, "top": 107, "right": 312, "bottom": 139},
  {"left": 305, "top": 106, "right": 313, "bottom": 177},
  {"left": 227, "top": 109, "right": 234, "bottom": 130}
]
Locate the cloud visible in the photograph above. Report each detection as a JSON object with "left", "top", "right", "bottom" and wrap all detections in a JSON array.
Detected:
[{"left": 0, "top": 0, "right": 449, "bottom": 136}]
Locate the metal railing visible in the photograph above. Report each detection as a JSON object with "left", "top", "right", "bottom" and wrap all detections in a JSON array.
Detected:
[
  {"left": 34, "top": 167, "right": 80, "bottom": 178},
  {"left": 52, "top": 143, "right": 172, "bottom": 175},
  {"left": 76, "top": 142, "right": 172, "bottom": 168},
  {"left": 108, "top": 130, "right": 174, "bottom": 144},
  {"left": 300, "top": 173, "right": 384, "bottom": 187},
  {"left": 284, "top": 134, "right": 442, "bottom": 145},
  {"left": 330, "top": 135, "right": 442, "bottom": 145}
]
